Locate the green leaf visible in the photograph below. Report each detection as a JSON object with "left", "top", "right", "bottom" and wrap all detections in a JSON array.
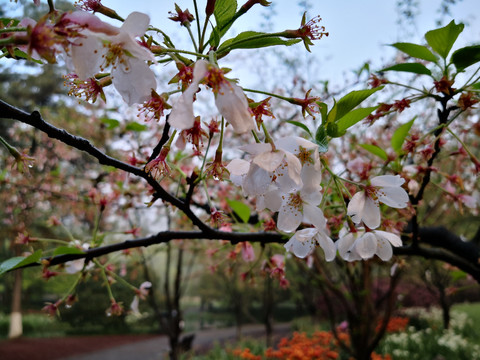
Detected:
[
  {"left": 286, "top": 120, "right": 312, "bottom": 138},
  {"left": 382, "top": 63, "right": 432, "bottom": 76},
  {"left": 213, "top": 0, "right": 237, "bottom": 41},
  {"left": 390, "top": 42, "right": 437, "bottom": 62},
  {"left": 327, "top": 87, "right": 383, "bottom": 123},
  {"left": 326, "top": 122, "right": 338, "bottom": 138},
  {"left": 472, "top": 82, "right": 480, "bottom": 90},
  {"left": 314, "top": 125, "right": 329, "bottom": 153},
  {"left": 334, "top": 106, "right": 378, "bottom": 137},
  {"left": 53, "top": 246, "right": 86, "bottom": 256},
  {"left": 0, "top": 18, "right": 20, "bottom": 26},
  {"left": 317, "top": 102, "right": 328, "bottom": 125},
  {"left": 360, "top": 144, "right": 388, "bottom": 161},
  {"left": 391, "top": 117, "right": 416, "bottom": 154},
  {"left": 125, "top": 122, "right": 148, "bottom": 132},
  {"left": 101, "top": 118, "right": 120, "bottom": 130},
  {"left": 425, "top": 20, "right": 464, "bottom": 59},
  {"left": 451, "top": 45, "right": 480, "bottom": 72},
  {"left": 0, "top": 250, "right": 43, "bottom": 275},
  {"left": 218, "top": 31, "right": 300, "bottom": 51},
  {"left": 226, "top": 199, "right": 250, "bottom": 223}
]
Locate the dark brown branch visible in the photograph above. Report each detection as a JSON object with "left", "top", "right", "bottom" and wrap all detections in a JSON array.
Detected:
[
  {"left": 0, "top": 100, "right": 211, "bottom": 233},
  {"left": 21, "top": 230, "right": 285, "bottom": 269}
]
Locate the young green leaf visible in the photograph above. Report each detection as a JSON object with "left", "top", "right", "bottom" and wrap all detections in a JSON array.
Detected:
[
  {"left": 334, "top": 106, "right": 378, "bottom": 137},
  {"left": 0, "top": 250, "right": 43, "bottom": 275},
  {"left": 53, "top": 246, "right": 86, "bottom": 256},
  {"left": 425, "top": 20, "right": 464, "bottom": 60},
  {"left": 327, "top": 87, "right": 383, "bottom": 123},
  {"left": 390, "top": 42, "right": 437, "bottom": 62},
  {"left": 212, "top": 0, "right": 237, "bottom": 42},
  {"left": 218, "top": 31, "right": 300, "bottom": 52},
  {"left": 101, "top": 118, "right": 120, "bottom": 130},
  {"left": 360, "top": 144, "right": 388, "bottom": 161},
  {"left": 286, "top": 120, "right": 313, "bottom": 138},
  {"left": 451, "top": 45, "right": 480, "bottom": 72},
  {"left": 382, "top": 63, "right": 431, "bottom": 76},
  {"left": 391, "top": 117, "right": 416, "bottom": 154},
  {"left": 317, "top": 102, "right": 328, "bottom": 125},
  {"left": 314, "top": 125, "right": 329, "bottom": 153},
  {"left": 226, "top": 199, "right": 251, "bottom": 223},
  {"left": 125, "top": 122, "right": 148, "bottom": 132}
]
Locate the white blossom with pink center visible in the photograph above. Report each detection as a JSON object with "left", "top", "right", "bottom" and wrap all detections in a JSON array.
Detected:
[
  {"left": 337, "top": 228, "right": 402, "bottom": 261},
  {"left": 347, "top": 175, "right": 409, "bottom": 229},
  {"left": 284, "top": 225, "right": 335, "bottom": 260},
  {"left": 67, "top": 11, "right": 156, "bottom": 105}
]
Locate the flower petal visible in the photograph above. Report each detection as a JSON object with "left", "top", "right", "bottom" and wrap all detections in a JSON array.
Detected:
[
  {"left": 361, "top": 197, "right": 381, "bottom": 229},
  {"left": 371, "top": 175, "right": 405, "bottom": 187},
  {"left": 112, "top": 59, "right": 156, "bottom": 105},
  {"left": 375, "top": 230, "right": 402, "bottom": 247},
  {"left": 303, "top": 203, "right": 326, "bottom": 230},
  {"left": 253, "top": 150, "right": 285, "bottom": 172},
  {"left": 215, "top": 82, "right": 255, "bottom": 133},
  {"left": 226, "top": 159, "right": 250, "bottom": 176},
  {"left": 121, "top": 12, "right": 150, "bottom": 37},
  {"left": 316, "top": 232, "right": 336, "bottom": 262},
  {"left": 354, "top": 232, "right": 377, "bottom": 259},
  {"left": 375, "top": 235, "right": 393, "bottom": 261},
  {"left": 377, "top": 186, "right": 409, "bottom": 208},
  {"left": 277, "top": 200, "right": 302, "bottom": 233},
  {"left": 347, "top": 191, "right": 366, "bottom": 225}
]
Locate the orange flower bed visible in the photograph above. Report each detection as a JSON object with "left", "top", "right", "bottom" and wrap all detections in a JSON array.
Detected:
[
  {"left": 376, "top": 316, "right": 409, "bottom": 333},
  {"left": 230, "top": 330, "right": 392, "bottom": 360}
]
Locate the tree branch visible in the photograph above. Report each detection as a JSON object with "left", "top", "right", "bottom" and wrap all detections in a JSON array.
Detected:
[{"left": 0, "top": 100, "right": 211, "bottom": 232}]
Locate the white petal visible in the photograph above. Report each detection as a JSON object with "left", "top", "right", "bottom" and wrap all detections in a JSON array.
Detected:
[
  {"left": 347, "top": 191, "right": 366, "bottom": 225},
  {"left": 215, "top": 82, "right": 255, "bottom": 133},
  {"left": 263, "top": 189, "right": 282, "bottom": 212},
  {"left": 239, "top": 142, "right": 272, "bottom": 155},
  {"left": 316, "top": 232, "right": 336, "bottom": 262},
  {"left": 277, "top": 201, "right": 302, "bottom": 233},
  {"left": 375, "top": 230, "right": 402, "bottom": 247},
  {"left": 300, "top": 164, "right": 322, "bottom": 193},
  {"left": 121, "top": 12, "right": 150, "bottom": 37},
  {"left": 377, "top": 186, "right": 409, "bottom": 208},
  {"left": 375, "top": 235, "right": 393, "bottom": 261},
  {"left": 71, "top": 34, "right": 104, "bottom": 79},
  {"left": 226, "top": 159, "right": 250, "bottom": 176},
  {"left": 284, "top": 230, "right": 315, "bottom": 258},
  {"left": 303, "top": 204, "right": 326, "bottom": 230},
  {"left": 354, "top": 232, "right": 377, "bottom": 259},
  {"left": 371, "top": 175, "right": 405, "bottom": 187},
  {"left": 168, "top": 83, "right": 198, "bottom": 129},
  {"left": 253, "top": 150, "right": 285, "bottom": 172},
  {"left": 284, "top": 152, "right": 302, "bottom": 186},
  {"left": 112, "top": 59, "right": 156, "bottom": 105},
  {"left": 336, "top": 232, "right": 362, "bottom": 262},
  {"left": 361, "top": 197, "right": 381, "bottom": 229},
  {"left": 242, "top": 164, "right": 271, "bottom": 196}
]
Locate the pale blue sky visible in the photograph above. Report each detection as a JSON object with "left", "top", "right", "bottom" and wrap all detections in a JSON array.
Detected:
[{"left": 99, "top": 0, "right": 480, "bottom": 85}]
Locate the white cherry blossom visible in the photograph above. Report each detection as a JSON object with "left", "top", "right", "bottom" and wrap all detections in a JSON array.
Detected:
[
  {"left": 337, "top": 228, "right": 402, "bottom": 261},
  {"left": 68, "top": 11, "right": 156, "bottom": 105},
  {"left": 284, "top": 225, "right": 336, "bottom": 261},
  {"left": 347, "top": 175, "right": 409, "bottom": 229}
]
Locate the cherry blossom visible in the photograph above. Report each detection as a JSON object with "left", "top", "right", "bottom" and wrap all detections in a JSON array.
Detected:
[
  {"left": 347, "top": 175, "right": 409, "bottom": 229},
  {"left": 284, "top": 225, "right": 335, "bottom": 260},
  {"left": 169, "top": 59, "right": 255, "bottom": 133},
  {"left": 68, "top": 11, "right": 156, "bottom": 105},
  {"left": 337, "top": 228, "right": 402, "bottom": 261}
]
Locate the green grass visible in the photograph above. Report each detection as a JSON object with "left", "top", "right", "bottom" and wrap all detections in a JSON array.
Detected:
[{"left": 453, "top": 302, "right": 480, "bottom": 325}]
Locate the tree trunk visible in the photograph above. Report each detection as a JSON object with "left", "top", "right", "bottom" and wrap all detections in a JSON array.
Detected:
[{"left": 8, "top": 268, "right": 23, "bottom": 339}]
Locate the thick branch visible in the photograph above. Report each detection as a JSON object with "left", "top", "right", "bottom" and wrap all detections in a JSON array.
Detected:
[
  {"left": 0, "top": 100, "right": 211, "bottom": 232},
  {"left": 23, "top": 230, "right": 285, "bottom": 269}
]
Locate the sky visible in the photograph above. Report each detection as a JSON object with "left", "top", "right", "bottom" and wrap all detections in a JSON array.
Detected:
[{"left": 97, "top": 0, "right": 480, "bottom": 85}]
